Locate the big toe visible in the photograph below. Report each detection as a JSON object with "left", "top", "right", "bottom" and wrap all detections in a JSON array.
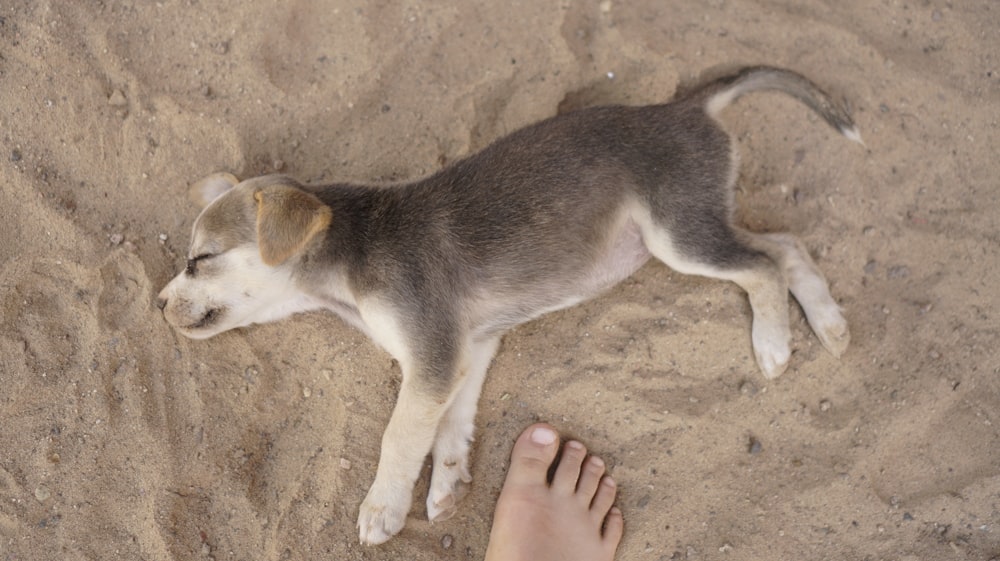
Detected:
[{"left": 504, "top": 423, "right": 560, "bottom": 488}]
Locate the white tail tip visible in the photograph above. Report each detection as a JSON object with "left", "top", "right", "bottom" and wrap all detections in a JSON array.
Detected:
[{"left": 841, "top": 125, "right": 866, "bottom": 148}]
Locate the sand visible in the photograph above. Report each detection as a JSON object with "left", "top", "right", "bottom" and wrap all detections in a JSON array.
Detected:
[{"left": 2, "top": 1, "right": 998, "bottom": 560}]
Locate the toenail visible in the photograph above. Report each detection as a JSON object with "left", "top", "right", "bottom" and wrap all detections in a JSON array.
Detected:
[
  {"left": 602, "top": 476, "right": 616, "bottom": 488},
  {"left": 589, "top": 456, "right": 605, "bottom": 469},
  {"left": 566, "top": 440, "right": 585, "bottom": 451},
  {"left": 530, "top": 426, "right": 557, "bottom": 445}
]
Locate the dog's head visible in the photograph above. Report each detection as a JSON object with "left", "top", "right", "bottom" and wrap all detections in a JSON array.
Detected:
[{"left": 157, "top": 173, "right": 332, "bottom": 339}]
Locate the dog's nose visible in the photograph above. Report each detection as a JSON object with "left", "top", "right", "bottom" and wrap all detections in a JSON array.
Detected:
[{"left": 155, "top": 297, "right": 167, "bottom": 311}]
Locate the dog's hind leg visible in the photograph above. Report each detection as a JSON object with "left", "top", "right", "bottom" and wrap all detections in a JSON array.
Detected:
[
  {"left": 752, "top": 233, "right": 849, "bottom": 357},
  {"left": 426, "top": 335, "right": 501, "bottom": 522},
  {"left": 638, "top": 213, "right": 792, "bottom": 379}
]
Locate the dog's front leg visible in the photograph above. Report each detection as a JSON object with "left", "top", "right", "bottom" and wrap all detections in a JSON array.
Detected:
[
  {"left": 426, "top": 335, "right": 501, "bottom": 521},
  {"left": 357, "top": 371, "right": 451, "bottom": 544}
]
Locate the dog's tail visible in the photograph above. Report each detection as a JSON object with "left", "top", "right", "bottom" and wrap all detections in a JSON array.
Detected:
[{"left": 690, "top": 66, "right": 863, "bottom": 146}]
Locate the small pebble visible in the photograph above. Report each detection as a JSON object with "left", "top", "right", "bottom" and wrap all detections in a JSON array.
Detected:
[
  {"left": 109, "top": 233, "right": 124, "bottom": 245},
  {"left": 887, "top": 265, "right": 910, "bottom": 279},
  {"left": 10, "top": 149, "right": 22, "bottom": 162},
  {"left": 903, "top": 512, "right": 914, "bottom": 521},
  {"left": 748, "top": 436, "right": 762, "bottom": 455},
  {"left": 636, "top": 494, "right": 651, "bottom": 509},
  {"left": 273, "top": 159, "right": 285, "bottom": 171},
  {"left": 339, "top": 458, "right": 351, "bottom": 470},
  {"left": 441, "top": 534, "right": 453, "bottom": 549},
  {"left": 739, "top": 380, "right": 758, "bottom": 396},
  {"left": 302, "top": 386, "right": 311, "bottom": 398},
  {"left": 158, "top": 233, "right": 168, "bottom": 243},
  {"left": 819, "top": 399, "right": 832, "bottom": 412},
  {"left": 929, "top": 350, "right": 940, "bottom": 359},
  {"left": 34, "top": 485, "right": 51, "bottom": 502},
  {"left": 599, "top": 0, "right": 612, "bottom": 13}
]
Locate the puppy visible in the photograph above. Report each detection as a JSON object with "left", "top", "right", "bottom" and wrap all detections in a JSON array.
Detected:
[{"left": 157, "top": 66, "right": 860, "bottom": 544}]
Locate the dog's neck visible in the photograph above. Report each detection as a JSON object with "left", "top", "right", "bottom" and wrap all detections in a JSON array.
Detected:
[{"left": 279, "top": 184, "right": 388, "bottom": 330}]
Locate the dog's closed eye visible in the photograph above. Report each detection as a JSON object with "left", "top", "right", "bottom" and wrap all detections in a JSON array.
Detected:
[{"left": 185, "top": 254, "right": 214, "bottom": 276}]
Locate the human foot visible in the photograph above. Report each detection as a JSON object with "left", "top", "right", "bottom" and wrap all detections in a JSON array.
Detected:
[{"left": 484, "top": 424, "right": 624, "bottom": 561}]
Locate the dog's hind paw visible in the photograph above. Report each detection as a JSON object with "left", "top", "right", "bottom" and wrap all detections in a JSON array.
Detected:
[
  {"left": 813, "top": 311, "right": 850, "bottom": 358},
  {"left": 752, "top": 322, "right": 791, "bottom": 379},
  {"left": 755, "top": 346, "right": 790, "bottom": 379}
]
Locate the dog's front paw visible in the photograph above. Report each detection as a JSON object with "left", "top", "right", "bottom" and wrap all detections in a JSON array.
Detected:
[
  {"left": 426, "top": 456, "right": 473, "bottom": 522},
  {"left": 357, "top": 485, "right": 411, "bottom": 545}
]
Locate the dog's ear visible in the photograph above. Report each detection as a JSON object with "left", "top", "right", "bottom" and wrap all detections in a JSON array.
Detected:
[
  {"left": 254, "top": 184, "right": 332, "bottom": 266},
  {"left": 189, "top": 172, "right": 240, "bottom": 208}
]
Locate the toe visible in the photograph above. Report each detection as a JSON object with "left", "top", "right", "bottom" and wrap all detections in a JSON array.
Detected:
[
  {"left": 574, "top": 455, "right": 606, "bottom": 503},
  {"left": 602, "top": 506, "right": 624, "bottom": 547},
  {"left": 590, "top": 476, "right": 617, "bottom": 520},
  {"left": 551, "top": 440, "right": 588, "bottom": 495},
  {"left": 504, "top": 424, "right": 560, "bottom": 489}
]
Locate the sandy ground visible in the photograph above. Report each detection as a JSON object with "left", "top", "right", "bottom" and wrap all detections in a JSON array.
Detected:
[{"left": 2, "top": 1, "right": 999, "bottom": 560}]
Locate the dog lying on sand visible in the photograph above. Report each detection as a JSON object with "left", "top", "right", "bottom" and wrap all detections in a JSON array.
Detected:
[{"left": 157, "top": 66, "right": 860, "bottom": 544}]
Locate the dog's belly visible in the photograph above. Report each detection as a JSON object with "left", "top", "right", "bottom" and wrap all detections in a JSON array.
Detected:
[
  {"left": 584, "top": 217, "right": 652, "bottom": 295},
  {"left": 474, "top": 219, "right": 650, "bottom": 335}
]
